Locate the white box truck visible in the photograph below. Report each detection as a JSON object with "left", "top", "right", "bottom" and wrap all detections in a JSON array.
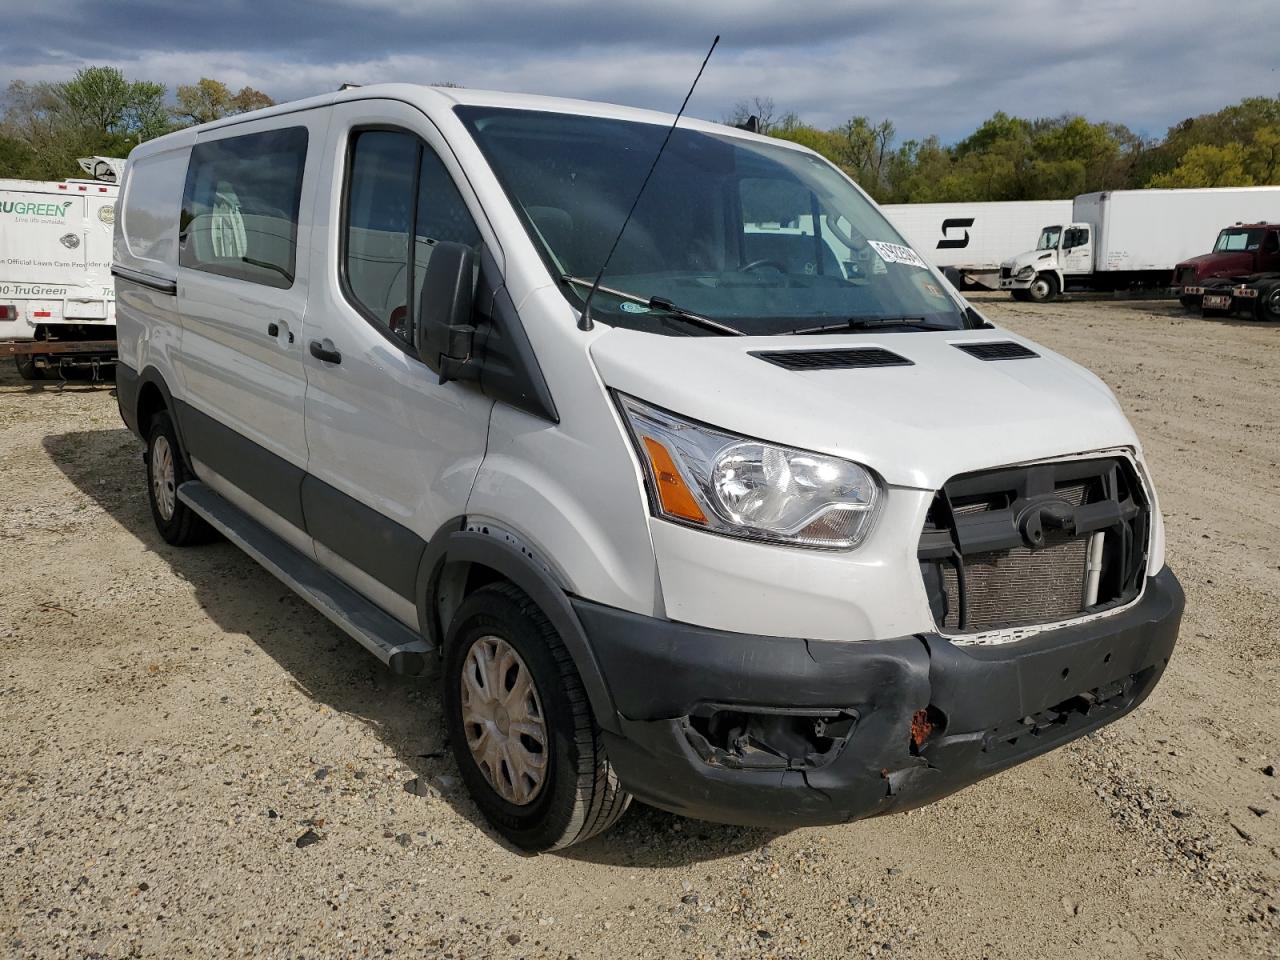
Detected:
[
  {"left": 882, "top": 200, "right": 1072, "bottom": 288},
  {"left": 998, "top": 186, "right": 1280, "bottom": 302},
  {"left": 0, "top": 157, "right": 121, "bottom": 379}
]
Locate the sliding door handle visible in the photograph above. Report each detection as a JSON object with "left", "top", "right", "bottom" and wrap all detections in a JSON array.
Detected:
[{"left": 309, "top": 340, "right": 341, "bottom": 364}]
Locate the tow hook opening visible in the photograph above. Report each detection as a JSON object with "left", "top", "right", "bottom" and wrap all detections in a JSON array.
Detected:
[
  {"left": 909, "top": 705, "right": 947, "bottom": 756},
  {"left": 682, "top": 705, "right": 858, "bottom": 771}
]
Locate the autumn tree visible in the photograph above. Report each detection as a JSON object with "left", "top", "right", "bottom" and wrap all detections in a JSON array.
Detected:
[{"left": 172, "top": 78, "right": 274, "bottom": 125}]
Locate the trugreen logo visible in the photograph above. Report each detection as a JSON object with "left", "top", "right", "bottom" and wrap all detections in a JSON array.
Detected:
[{"left": 0, "top": 200, "right": 74, "bottom": 218}]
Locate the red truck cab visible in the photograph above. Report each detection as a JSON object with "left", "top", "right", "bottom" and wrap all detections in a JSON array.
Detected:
[{"left": 1172, "top": 222, "right": 1280, "bottom": 306}]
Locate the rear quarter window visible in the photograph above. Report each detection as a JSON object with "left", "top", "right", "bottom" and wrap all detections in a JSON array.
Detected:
[
  {"left": 179, "top": 127, "right": 308, "bottom": 289},
  {"left": 119, "top": 145, "right": 190, "bottom": 269}
]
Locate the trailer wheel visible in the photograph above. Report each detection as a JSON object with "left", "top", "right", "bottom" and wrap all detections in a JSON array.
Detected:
[
  {"left": 13, "top": 356, "right": 44, "bottom": 381},
  {"left": 443, "top": 582, "right": 631, "bottom": 851},
  {"left": 1026, "top": 273, "right": 1059, "bottom": 303}
]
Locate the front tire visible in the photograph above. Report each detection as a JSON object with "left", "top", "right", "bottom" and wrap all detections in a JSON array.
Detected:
[
  {"left": 1178, "top": 295, "right": 1200, "bottom": 310},
  {"left": 1026, "top": 272, "right": 1059, "bottom": 303},
  {"left": 1010, "top": 289, "right": 1031, "bottom": 302},
  {"left": 145, "top": 410, "right": 215, "bottom": 546},
  {"left": 443, "top": 582, "right": 631, "bottom": 851}
]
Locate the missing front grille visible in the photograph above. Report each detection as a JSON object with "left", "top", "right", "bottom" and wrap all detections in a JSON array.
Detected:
[{"left": 918, "top": 458, "right": 1149, "bottom": 634}]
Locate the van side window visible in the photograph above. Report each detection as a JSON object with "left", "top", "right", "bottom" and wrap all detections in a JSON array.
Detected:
[
  {"left": 179, "top": 127, "right": 308, "bottom": 289},
  {"left": 343, "top": 130, "right": 482, "bottom": 348}
]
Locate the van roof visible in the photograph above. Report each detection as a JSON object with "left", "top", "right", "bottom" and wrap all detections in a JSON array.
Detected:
[{"left": 128, "top": 82, "right": 786, "bottom": 157}]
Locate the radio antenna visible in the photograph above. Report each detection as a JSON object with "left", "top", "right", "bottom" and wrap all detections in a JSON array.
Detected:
[{"left": 577, "top": 34, "right": 720, "bottom": 331}]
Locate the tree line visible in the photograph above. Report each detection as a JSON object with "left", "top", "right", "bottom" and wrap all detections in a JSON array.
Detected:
[
  {"left": 0, "top": 67, "right": 273, "bottom": 180},
  {"left": 3, "top": 65, "right": 1277, "bottom": 202},
  {"left": 727, "top": 93, "right": 1280, "bottom": 202}
]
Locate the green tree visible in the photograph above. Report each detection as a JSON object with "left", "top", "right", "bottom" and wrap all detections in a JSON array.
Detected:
[
  {"left": 60, "top": 66, "right": 167, "bottom": 140},
  {"left": 1148, "top": 143, "right": 1254, "bottom": 188}
]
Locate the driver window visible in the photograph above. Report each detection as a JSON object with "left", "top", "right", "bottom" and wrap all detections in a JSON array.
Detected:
[
  {"left": 1263, "top": 232, "right": 1279, "bottom": 255},
  {"left": 1063, "top": 227, "right": 1088, "bottom": 249},
  {"left": 343, "top": 129, "right": 481, "bottom": 347}
]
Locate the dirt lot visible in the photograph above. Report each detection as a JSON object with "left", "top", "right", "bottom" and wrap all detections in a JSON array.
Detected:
[{"left": 1, "top": 296, "right": 1277, "bottom": 960}]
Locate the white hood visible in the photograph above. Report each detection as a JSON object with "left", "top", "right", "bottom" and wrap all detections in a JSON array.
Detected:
[
  {"left": 1001, "top": 248, "right": 1058, "bottom": 271},
  {"left": 590, "top": 326, "right": 1138, "bottom": 490}
]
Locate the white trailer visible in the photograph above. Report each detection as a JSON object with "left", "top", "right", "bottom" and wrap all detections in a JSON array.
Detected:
[
  {"left": 998, "top": 186, "right": 1280, "bottom": 301},
  {"left": 0, "top": 159, "right": 120, "bottom": 379},
  {"left": 882, "top": 200, "right": 1072, "bottom": 288}
]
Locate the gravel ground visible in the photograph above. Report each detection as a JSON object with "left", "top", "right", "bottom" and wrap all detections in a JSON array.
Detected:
[{"left": 1, "top": 296, "right": 1277, "bottom": 960}]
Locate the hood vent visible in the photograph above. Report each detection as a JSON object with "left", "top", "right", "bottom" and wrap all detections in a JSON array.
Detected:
[
  {"left": 954, "top": 341, "right": 1039, "bottom": 361},
  {"left": 752, "top": 347, "right": 913, "bottom": 371}
]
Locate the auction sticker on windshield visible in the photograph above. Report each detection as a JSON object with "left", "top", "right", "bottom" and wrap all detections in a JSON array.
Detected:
[{"left": 867, "top": 240, "right": 928, "bottom": 269}]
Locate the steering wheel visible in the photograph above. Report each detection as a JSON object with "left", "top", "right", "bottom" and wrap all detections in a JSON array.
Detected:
[{"left": 739, "top": 258, "right": 788, "bottom": 274}]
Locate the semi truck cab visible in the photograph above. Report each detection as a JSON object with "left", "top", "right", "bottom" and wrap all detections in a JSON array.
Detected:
[
  {"left": 998, "top": 222, "right": 1093, "bottom": 302},
  {"left": 1172, "top": 222, "right": 1280, "bottom": 309}
]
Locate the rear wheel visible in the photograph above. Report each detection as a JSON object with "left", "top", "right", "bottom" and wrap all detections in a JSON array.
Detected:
[
  {"left": 1026, "top": 272, "right": 1059, "bottom": 303},
  {"left": 443, "top": 582, "right": 631, "bottom": 851},
  {"left": 13, "top": 356, "right": 43, "bottom": 381},
  {"left": 145, "top": 410, "right": 215, "bottom": 546}
]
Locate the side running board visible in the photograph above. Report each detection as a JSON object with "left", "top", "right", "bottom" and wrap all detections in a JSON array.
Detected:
[{"left": 177, "top": 480, "right": 433, "bottom": 675}]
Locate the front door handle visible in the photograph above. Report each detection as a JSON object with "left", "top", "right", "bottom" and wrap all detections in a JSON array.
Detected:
[{"left": 309, "top": 340, "right": 341, "bottom": 364}]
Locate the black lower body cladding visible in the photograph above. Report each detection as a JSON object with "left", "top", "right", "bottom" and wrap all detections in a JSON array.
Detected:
[{"left": 575, "top": 568, "right": 1183, "bottom": 829}]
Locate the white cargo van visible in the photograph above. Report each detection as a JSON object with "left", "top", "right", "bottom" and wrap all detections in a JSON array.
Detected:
[
  {"left": 1, "top": 159, "right": 120, "bottom": 379},
  {"left": 113, "top": 85, "right": 1182, "bottom": 850}
]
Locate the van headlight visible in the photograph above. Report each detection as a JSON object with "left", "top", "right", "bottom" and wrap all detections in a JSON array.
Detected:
[{"left": 617, "top": 394, "right": 880, "bottom": 549}]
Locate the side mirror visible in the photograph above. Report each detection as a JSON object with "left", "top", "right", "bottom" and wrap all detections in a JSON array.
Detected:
[{"left": 416, "top": 240, "right": 477, "bottom": 381}]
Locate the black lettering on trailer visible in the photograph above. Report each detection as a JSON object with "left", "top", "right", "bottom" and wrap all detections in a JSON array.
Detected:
[{"left": 937, "top": 217, "right": 974, "bottom": 250}]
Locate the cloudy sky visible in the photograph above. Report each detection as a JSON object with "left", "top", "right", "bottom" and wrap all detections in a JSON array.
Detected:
[{"left": 2, "top": 0, "right": 1277, "bottom": 142}]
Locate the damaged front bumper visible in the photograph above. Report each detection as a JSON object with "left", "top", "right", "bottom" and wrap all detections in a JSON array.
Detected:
[{"left": 573, "top": 567, "right": 1183, "bottom": 828}]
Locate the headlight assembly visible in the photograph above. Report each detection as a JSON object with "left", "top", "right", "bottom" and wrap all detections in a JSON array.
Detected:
[
  {"left": 616, "top": 394, "right": 881, "bottom": 549},
  {"left": 1016, "top": 265, "right": 1035, "bottom": 281}
]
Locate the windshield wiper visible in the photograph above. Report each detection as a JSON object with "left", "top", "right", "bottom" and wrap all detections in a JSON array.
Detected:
[
  {"left": 787, "top": 316, "right": 955, "bottom": 335},
  {"left": 561, "top": 276, "right": 744, "bottom": 336}
]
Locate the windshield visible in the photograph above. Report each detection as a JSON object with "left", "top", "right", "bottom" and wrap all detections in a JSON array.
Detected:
[
  {"left": 1036, "top": 226, "right": 1062, "bottom": 250},
  {"left": 1214, "top": 228, "right": 1263, "bottom": 253},
  {"left": 456, "top": 107, "right": 967, "bottom": 336}
]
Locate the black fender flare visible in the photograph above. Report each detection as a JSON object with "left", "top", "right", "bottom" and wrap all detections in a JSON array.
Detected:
[{"left": 415, "top": 519, "right": 621, "bottom": 734}]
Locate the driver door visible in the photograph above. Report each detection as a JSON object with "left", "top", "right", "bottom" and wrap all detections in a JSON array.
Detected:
[{"left": 1061, "top": 225, "right": 1092, "bottom": 275}]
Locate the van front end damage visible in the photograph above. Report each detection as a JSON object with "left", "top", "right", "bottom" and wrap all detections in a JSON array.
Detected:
[{"left": 575, "top": 568, "right": 1181, "bottom": 828}]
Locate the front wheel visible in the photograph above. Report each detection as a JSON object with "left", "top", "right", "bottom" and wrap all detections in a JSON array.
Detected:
[
  {"left": 1026, "top": 272, "right": 1059, "bottom": 303},
  {"left": 443, "top": 582, "right": 631, "bottom": 851},
  {"left": 1010, "top": 289, "right": 1031, "bottom": 302},
  {"left": 1178, "top": 295, "right": 1201, "bottom": 310}
]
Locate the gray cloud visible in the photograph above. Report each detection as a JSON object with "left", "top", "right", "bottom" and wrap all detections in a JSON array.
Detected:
[{"left": 1, "top": 0, "right": 1277, "bottom": 141}]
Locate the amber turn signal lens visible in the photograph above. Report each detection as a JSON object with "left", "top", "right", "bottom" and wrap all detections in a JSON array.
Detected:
[{"left": 641, "top": 436, "right": 707, "bottom": 523}]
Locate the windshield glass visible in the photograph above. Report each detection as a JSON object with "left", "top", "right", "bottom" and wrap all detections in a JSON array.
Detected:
[
  {"left": 1036, "top": 226, "right": 1062, "bottom": 250},
  {"left": 456, "top": 106, "right": 967, "bottom": 335},
  {"left": 1214, "top": 228, "right": 1263, "bottom": 253}
]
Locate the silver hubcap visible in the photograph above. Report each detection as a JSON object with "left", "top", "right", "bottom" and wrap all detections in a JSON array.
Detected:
[
  {"left": 151, "top": 434, "right": 176, "bottom": 521},
  {"left": 460, "top": 636, "right": 548, "bottom": 805},
  {"left": 1030, "top": 277, "right": 1050, "bottom": 299}
]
